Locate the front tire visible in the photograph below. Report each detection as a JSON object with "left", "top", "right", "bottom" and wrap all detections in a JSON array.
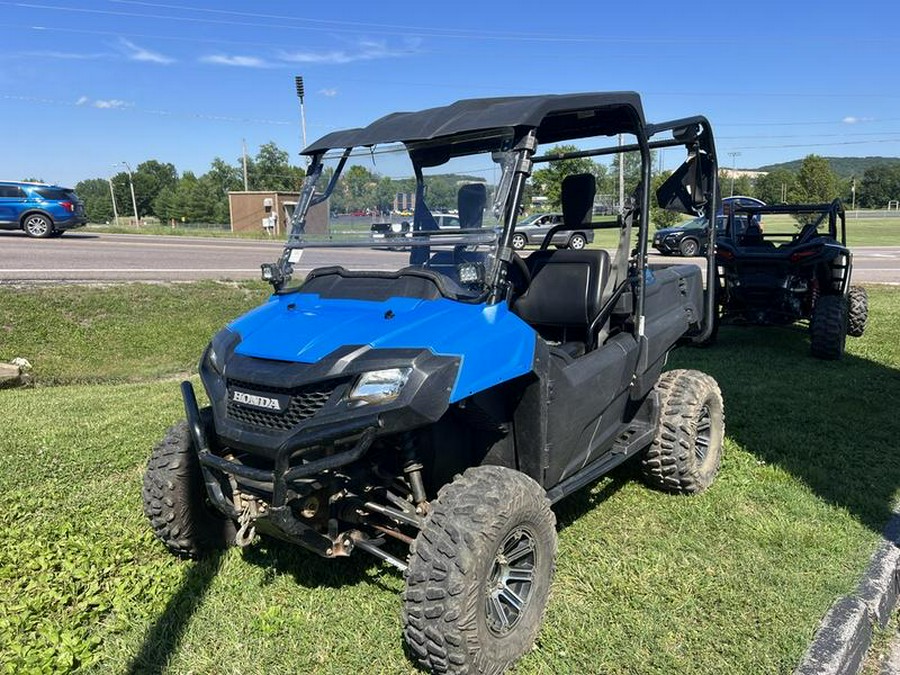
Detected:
[
  {"left": 403, "top": 465, "right": 557, "bottom": 675},
  {"left": 640, "top": 369, "right": 725, "bottom": 494},
  {"left": 810, "top": 294, "right": 847, "bottom": 360},
  {"left": 847, "top": 286, "right": 868, "bottom": 337},
  {"left": 679, "top": 237, "right": 699, "bottom": 257},
  {"left": 511, "top": 233, "right": 527, "bottom": 250},
  {"left": 23, "top": 214, "right": 53, "bottom": 238},
  {"left": 142, "top": 419, "right": 237, "bottom": 559}
]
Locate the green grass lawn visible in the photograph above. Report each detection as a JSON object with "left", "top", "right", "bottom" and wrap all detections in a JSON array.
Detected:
[{"left": 0, "top": 284, "right": 898, "bottom": 673}]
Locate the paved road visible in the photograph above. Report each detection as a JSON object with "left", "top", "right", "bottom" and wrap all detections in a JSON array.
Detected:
[{"left": 1, "top": 231, "right": 899, "bottom": 284}]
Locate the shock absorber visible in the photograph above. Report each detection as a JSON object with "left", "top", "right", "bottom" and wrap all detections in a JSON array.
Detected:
[{"left": 400, "top": 433, "right": 428, "bottom": 513}]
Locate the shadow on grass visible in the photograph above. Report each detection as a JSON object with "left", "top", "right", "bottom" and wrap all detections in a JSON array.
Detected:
[
  {"left": 126, "top": 551, "right": 225, "bottom": 675},
  {"left": 242, "top": 536, "right": 402, "bottom": 593},
  {"left": 670, "top": 324, "right": 900, "bottom": 533},
  {"left": 553, "top": 468, "right": 632, "bottom": 531}
]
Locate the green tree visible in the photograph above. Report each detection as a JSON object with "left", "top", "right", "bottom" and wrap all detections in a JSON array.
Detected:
[
  {"left": 339, "top": 165, "right": 378, "bottom": 213},
  {"left": 201, "top": 157, "right": 243, "bottom": 223},
  {"left": 609, "top": 151, "right": 643, "bottom": 201},
  {"left": 789, "top": 155, "right": 840, "bottom": 226},
  {"left": 792, "top": 154, "right": 839, "bottom": 203},
  {"left": 754, "top": 168, "right": 795, "bottom": 204},
  {"left": 109, "top": 172, "right": 139, "bottom": 222},
  {"left": 651, "top": 171, "right": 682, "bottom": 229},
  {"left": 858, "top": 164, "right": 900, "bottom": 208},
  {"left": 246, "top": 142, "right": 303, "bottom": 192},
  {"left": 719, "top": 172, "right": 753, "bottom": 198},
  {"left": 531, "top": 145, "right": 602, "bottom": 209},
  {"left": 74, "top": 178, "right": 115, "bottom": 223},
  {"left": 133, "top": 160, "right": 178, "bottom": 217}
]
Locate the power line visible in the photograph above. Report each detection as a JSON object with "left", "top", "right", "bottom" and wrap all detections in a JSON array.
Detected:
[
  {"left": 0, "top": 93, "right": 293, "bottom": 126},
  {"left": 11, "top": 1, "right": 898, "bottom": 47}
]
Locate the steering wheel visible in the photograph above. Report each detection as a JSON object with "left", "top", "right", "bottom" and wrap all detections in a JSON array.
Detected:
[{"left": 508, "top": 252, "right": 532, "bottom": 296}]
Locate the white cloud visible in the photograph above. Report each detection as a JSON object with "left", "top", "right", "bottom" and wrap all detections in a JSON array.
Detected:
[
  {"left": 320, "top": 88, "right": 338, "bottom": 97},
  {"left": 278, "top": 39, "right": 415, "bottom": 65},
  {"left": 2, "top": 51, "right": 110, "bottom": 61},
  {"left": 119, "top": 38, "right": 175, "bottom": 65},
  {"left": 200, "top": 54, "right": 271, "bottom": 68},
  {"left": 843, "top": 116, "right": 874, "bottom": 124},
  {"left": 75, "top": 96, "right": 132, "bottom": 109},
  {"left": 93, "top": 99, "right": 131, "bottom": 109}
]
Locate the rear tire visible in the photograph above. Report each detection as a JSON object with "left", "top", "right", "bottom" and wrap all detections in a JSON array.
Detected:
[
  {"left": 142, "top": 419, "right": 237, "bottom": 559},
  {"left": 403, "top": 465, "right": 557, "bottom": 675},
  {"left": 810, "top": 294, "right": 847, "bottom": 360},
  {"left": 568, "top": 233, "right": 587, "bottom": 250},
  {"left": 23, "top": 214, "right": 53, "bottom": 238},
  {"left": 640, "top": 369, "right": 725, "bottom": 494},
  {"left": 847, "top": 286, "right": 868, "bottom": 337}
]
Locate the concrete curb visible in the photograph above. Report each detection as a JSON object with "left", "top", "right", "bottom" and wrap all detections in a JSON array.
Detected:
[{"left": 795, "top": 515, "right": 900, "bottom": 675}]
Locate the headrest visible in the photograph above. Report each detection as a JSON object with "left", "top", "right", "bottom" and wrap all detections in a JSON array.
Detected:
[
  {"left": 458, "top": 183, "right": 486, "bottom": 229},
  {"left": 561, "top": 173, "right": 596, "bottom": 226}
]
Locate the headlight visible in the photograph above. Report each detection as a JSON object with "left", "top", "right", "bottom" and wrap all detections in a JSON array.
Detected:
[
  {"left": 204, "top": 328, "right": 238, "bottom": 376},
  {"left": 348, "top": 368, "right": 411, "bottom": 404}
]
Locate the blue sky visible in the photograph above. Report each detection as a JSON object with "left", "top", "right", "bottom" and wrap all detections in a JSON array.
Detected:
[{"left": 1, "top": 0, "right": 899, "bottom": 186}]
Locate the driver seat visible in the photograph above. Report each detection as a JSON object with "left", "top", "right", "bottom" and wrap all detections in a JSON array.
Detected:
[{"left": 513, "top": 174, "right": 608, "bottom": 360}]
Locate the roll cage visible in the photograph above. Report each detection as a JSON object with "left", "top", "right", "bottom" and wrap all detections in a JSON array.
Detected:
[{"left": 271, "top": 93, "right": 720, "bottom": 345}]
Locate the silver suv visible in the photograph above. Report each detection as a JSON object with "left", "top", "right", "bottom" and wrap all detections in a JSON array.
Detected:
[{"left": 510, "top": 212, "right": 593, "bottom": 250}]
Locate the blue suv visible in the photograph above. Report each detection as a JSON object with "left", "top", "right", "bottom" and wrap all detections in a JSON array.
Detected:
[{"left": 0, "top": 181, "right": 87, "bottom": 238}]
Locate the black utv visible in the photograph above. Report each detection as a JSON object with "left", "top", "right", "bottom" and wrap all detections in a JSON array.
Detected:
[
  {"left": 713, "top": 199, "right": 868, "bottom": 359},
  {"left": 143, "top": 92, "right": 726, "bottom": 674}
]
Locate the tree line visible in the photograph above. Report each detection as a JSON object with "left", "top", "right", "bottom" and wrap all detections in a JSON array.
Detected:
[
  {"left": 74, "top": 143, "right": 304, "bottom": 225},
  {"left": 70, "top": 142, "right": 900, "bottom": 226}
]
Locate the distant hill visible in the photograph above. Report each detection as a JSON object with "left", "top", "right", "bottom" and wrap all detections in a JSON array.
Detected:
[{"left": 756, "top": 156, "right": 900, "bottom": 178}]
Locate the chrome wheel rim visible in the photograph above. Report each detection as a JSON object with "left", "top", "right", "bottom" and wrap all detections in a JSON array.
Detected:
[
  {"left": 570, "top": 236, "right": 585, "bottom": 249},
  {"left": 683, "top": 240, "right": 697, "bottom": 256},
  {"left": 25, "top": 216, "right": 49, "bottom": 236},
  {"left": 484, "top": 528, "right": 536, "bottom": 636},
  {"left": 695, "top": 404, "right": 711, "bottom": 462},
  {"left": 512, "top": 234, "right": 526, "bottom": 249}
]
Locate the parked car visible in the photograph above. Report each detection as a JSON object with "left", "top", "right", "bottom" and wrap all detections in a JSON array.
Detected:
[
  {"left": 432, "top": 212, "right": 461, "bottom": 229},
  {"left": 0, "top": 181, "right": 87, "bottom": 238},
  {"left": 511, "top": 212, "right": 593, "bottom": 250},
  {"left": 652, "top": 196, "right": 765, "bottom": 256}
]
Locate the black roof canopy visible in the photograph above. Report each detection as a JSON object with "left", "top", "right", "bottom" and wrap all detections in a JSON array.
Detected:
[{"left": 302, "top": 92, "right": 646, "bottom": 155}]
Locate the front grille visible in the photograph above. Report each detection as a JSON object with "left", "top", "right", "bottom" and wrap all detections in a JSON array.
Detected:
[{"left": 226, "top": 379, "right": 338, "bottom": 431}]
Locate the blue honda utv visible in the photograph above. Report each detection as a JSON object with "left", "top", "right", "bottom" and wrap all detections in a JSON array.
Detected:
[{"left": 143, "top": 92, "right": 725, "bottom": 674}]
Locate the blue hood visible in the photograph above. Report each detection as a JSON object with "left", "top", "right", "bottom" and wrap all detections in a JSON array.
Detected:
[{"left": 230, "top": 293, "right": 537, "bottom": 403}]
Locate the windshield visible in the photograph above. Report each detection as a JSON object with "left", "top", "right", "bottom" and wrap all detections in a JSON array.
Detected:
[
  {"left": 675, "top": 216, "right": 706, "bottom": 230},
  {"left": 282, "top": 142, "right": 511, "bottom": 300}
]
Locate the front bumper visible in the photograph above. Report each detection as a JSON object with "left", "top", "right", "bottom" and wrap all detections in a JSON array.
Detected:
[
  {"left": 183, "top": 380, "right": 379, "bottom": 555},
  {"left": 190, "top": 343, "right": 459, "bottom": 556}
]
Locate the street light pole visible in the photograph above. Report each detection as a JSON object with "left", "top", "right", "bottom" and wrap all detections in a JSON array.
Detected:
[
  {"left": 727, "top": 151, "right": 741, "bottom": 197},
  {"left": 295, "top": 75, "right": 309, "bottom": 167},
  {"left": 108, "top": 174, "right": 119, "bottom": 226},
  {"left": 121, "top": 161, "right": 140, "bottom": 226}
]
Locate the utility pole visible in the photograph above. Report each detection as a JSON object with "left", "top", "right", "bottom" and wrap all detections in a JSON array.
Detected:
[
  {"left": 242, "top": 139, "right": 249, "bottom": 191},
  {"left": 727, "top": 151, "right": 741, "bottom": 197},
  {"left": 121, "top": 161, "right": 140, "bottom": 226},
  {"left": 851, "top": 177, "right": 857, "bottom": 217},
  {"left": 108, "top": 174, "right": 119, "bottom": 226},
  {"left": 295, "top": 75, "right": 309, "bottom": 167},
  {"left": 618, "top": 134, "right": 625, "bottom": 213}
]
